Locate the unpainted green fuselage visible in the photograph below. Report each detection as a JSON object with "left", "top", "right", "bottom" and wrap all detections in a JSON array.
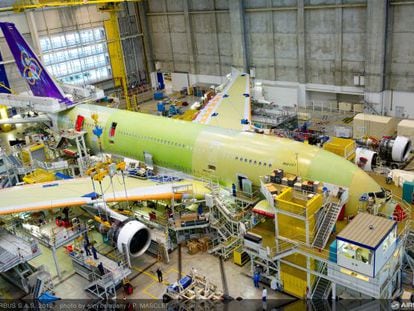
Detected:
[{"left": 58, "top": 104, "right": 382, "bottom": 215}]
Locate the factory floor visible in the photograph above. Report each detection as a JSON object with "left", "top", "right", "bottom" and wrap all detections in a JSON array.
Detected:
[
  {"left": 0, "top": 123, "right": 29, "bottom": 153},
  {"left": 137, "top": 94, "right": 200, "bottom": 116},
  {"left": 0, "top": 225, "right": 292, "bottom": 301},
  {"left": 122, "top": 249, "right": 291, "bottom": 301},
  {"left": 297, "top": 108, "right": 355, "bottom": 137}
]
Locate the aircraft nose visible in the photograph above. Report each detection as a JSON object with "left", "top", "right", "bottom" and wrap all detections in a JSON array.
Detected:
[{"left": 346, "top": 168, "right": 383, "bottom": 216}]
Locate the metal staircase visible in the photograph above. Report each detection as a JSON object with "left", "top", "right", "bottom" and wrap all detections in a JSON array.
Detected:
[
  {"left": 0, "top": 154, "right": 19, "bottom": 188},
  {"left": 85, "top": 270, "right": 117, "bottom": 300},
  {"left": 0, "top": 246, "right": 20, "bottom": 272},
  {"left": 312, "top": 277, "right": 331, "bottom": 299},
  {"left": 33, "top": 278, "right": 44, "bottom": 299},
  {"left": 403, "top": 231, "right": 414, "bottom": 278},
  {"left": 312, "top": 202, "right": 342, "bottom": 249},
  {"left": 364, "top": 100, "right": 380, "bottom": 115},
  {"left": 311, "top": 299, "right": 331, "bottom": 311},
  {"left": 210, "top": 216, "right": 232, "bottom": 240},
  {"left": 1, "top": 262, "right": 36, "bottom": 293},
  {"left": 208, "top": 212, "right": 241, "bottom": 259},
  {"left": 312, "top": 263, "right": 331, "bottom": 300},
  {"left": 207, "top": 182, "right": 247, "bottom": 259}
]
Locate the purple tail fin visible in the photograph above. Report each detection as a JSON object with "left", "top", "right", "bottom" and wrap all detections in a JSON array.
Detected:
[
  {"left": 0, "top": 22, "right": 73, "bottom": 105},
  {"left": 0, "top": 49, "right": 11, "bottom": 94}
]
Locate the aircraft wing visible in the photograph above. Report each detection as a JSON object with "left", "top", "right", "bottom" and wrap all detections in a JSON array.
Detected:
[
  {"left": 193, "top": 69, "right": 251, "bottom": 131},
  {"left": 0, "top": 115, "right": 50, "bottom": 125},
  {"left": 0, "top": 176, "right": 209, "bottom": 216}
]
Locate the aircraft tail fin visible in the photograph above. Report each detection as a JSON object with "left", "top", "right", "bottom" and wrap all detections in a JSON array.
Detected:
[
  {"left": 0, "top": 48, "right": 11, "bottom": 94},
  {"left": 0, "top": 22, "right": 72, "bottom": 105}
]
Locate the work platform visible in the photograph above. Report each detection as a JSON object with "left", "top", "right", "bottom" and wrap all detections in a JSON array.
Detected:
[
  {"left": 0, "top": 228, "right": 41, "bottom": 273},
  {"left": 23, "top": 220, "right": 88, "bottom": 249},
  {"left": 69, "top": 250, "right": 131, "bottom": 299}
]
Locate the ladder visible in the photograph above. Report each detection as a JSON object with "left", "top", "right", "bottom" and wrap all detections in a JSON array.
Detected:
[{"left": 312, "top": 202, "right": 342, "bottom": 249}]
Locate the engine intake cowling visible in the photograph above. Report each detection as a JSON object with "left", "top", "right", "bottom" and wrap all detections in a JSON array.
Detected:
[{"left": 115, "top": 220, "right": 151, "bottom": 257}]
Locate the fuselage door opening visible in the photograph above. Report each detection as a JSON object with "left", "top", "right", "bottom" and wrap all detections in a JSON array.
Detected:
[
  {"left": 144, "top": 151, "right": 154, "bottom": 171},
  {"left": 237, "top": 174, "right": 253, "bottom": 196},
  {"left": 109, "top": 122, "right": 117, "bottom": 144}
]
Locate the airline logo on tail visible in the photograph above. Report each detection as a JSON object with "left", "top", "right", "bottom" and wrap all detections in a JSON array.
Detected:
[
  {"left": 0, "top": 22, "right": 73, "bottom": 105},
  {"left": 20, "top": 46, "right": 42, "bottom": 85}
]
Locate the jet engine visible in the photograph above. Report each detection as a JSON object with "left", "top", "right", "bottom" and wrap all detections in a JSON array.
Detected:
[
  {"left": 114, "top": 219, "right": 151, "bottom": 257},
  {"left": 356, "top": 136, "right": 411, "bottom": 171},
  {"left": 355, "top": 147, "right": 378, "bottom": 171},
  {"left": 378, "top": 136, "right": 411, "bottom": 163},
  {"left": 92, "top": 202, "right": 151, "bottom": 258}
]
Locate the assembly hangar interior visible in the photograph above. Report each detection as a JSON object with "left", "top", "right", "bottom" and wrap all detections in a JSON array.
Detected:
[{"left": 0, "top": 0, "right": 413, "bottom": 309}]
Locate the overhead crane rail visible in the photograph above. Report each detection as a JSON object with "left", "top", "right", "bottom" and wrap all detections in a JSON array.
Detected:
[{"left": 9, "top": 0, "right": 142, "bottom": 12}]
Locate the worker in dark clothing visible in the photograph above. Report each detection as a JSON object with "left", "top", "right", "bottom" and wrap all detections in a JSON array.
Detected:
[
  {"left": 62, "top": 207, "right": 69, "bottom": 220},
  {"left": 197, "top": 204, "right": 203, "bottom": 220},
  {"left": 97, "top": 262, "right": 105, "bottom": 276},
  {"left": 232, "top": 183, "right": 237, "bottom": 197},
  {"left": 91, "top": 244, "right": 98, "bottom": 260},
  {"left": 84, "top": 232, "right": 90, "bottom": 245},
  {"left": 253, "top": 271, "right": 260, "bottom": 288},
  {"left": 156, "top": 268, "right": 163, "bottom": 283},
  {"left": 84, "top": 241, "right": 91, "bottom": 256}
]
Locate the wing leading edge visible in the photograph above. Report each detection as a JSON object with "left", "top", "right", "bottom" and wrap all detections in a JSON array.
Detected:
[{"left": 0, "top": 177, "right": 208, "bottom": 216}]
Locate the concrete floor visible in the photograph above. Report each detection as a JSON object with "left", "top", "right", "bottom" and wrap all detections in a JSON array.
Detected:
[
  {"left": 0, "top": 222, "right": 293, "bottom": 302},
  {"left": 297, "top": 107, "right": 355, "bottom": 137},
  {"left": 137, "top": 94, "right": 200, "bottom": 116},
  {"left": 123, "top": 249, "right": 291, "bottom": 301}
]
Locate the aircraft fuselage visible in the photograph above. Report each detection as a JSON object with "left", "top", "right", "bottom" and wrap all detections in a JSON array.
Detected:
[{"left": 58, "top": 104, "right": 382, "bottom": 215}]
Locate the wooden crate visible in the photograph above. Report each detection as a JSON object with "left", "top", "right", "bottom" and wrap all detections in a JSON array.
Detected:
[
  {"left": 398, "top": 119, "right": 414, "bottom": 145},
  {"left": 338, "top": 102, "right": 353, "bottom": 112},
  {"left": 187, "top": 240, "right": 199, "bottom": 255},
  {"left": 353, "top": 113, "right": 397, "bottom": 139},
  {"left": 353, "top": 103, "right": 364, "bottom": 113}
]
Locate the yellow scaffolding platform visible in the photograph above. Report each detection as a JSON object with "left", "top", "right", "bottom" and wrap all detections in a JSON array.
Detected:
[
  {"left": 23, "top": 168, "right": 56, "bottom": 184},
  {"left": 323, "top": 137, "right": 356, "bottom": 161}
]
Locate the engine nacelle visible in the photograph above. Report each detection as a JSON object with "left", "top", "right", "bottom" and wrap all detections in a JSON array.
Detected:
[
  {"left": 115, "top": 220, "right": 151, "bottom": 258},
  {"left": 379, "top": 136, "right": 411, "bottom": 163},
  {"left": 355, "top": 147, "right": 378, "bottom": 171}
]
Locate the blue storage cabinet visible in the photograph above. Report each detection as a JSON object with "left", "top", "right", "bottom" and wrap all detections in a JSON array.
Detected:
[
  {"left": 403, "top": 181, "right": 414, "bottom": 204},
  {"left": 154, "top": 92, "right": 164, "bottom": 100},
  {"left": 157, "top": 102, "right": 165, "bottom": 112},
  {"left": 329, "top": 240, "right": 337, "bottom": 263}
]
